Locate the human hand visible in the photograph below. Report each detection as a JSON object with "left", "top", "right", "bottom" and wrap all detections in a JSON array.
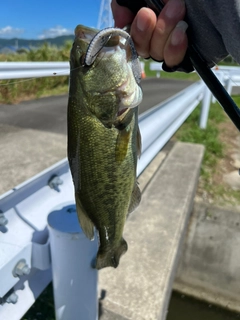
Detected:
[{"left": 111, "top": 0, "right": 188, "bottom": 68}]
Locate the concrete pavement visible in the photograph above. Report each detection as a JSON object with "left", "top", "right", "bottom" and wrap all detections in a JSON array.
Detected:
[
  {"left": 99, "top": 142, "right": 204, "bottom": 320},
  {"left": 174, "top": 201, "right": 240, "bottom": 314},
  {"left": 0, "top": 124, "right": 67, "bottom": 193},
  {"left": 1, "top": 77, "right": 240, "bottom": 317},
  {"left": 0, "top": 78, "right": 193, "bottom": 194}
]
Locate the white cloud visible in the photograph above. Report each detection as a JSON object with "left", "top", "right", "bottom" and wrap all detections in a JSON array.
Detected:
[
  {"left": 0, "top": 26, "right": 24, "bottom": 37},
  {"left": 38, "top": 26, "right": 73, "bottom": 39}
]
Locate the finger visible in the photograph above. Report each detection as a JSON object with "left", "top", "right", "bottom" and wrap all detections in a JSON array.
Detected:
[
  {"left": 163, "top": 21, "right": 188, "bottom": 67},
  {"left": 150, "top": 0, "right": 186, "bottom": 61},
  {"left": 111, "top": 0, "right": 135, "bottom": 28},
  {"left": 130, "top": 8, "right": 157, "bottom": 58}
]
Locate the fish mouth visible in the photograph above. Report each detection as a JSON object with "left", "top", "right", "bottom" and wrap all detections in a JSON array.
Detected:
[
  {"left": 75, "top": 25, "right": 121, "bottom": 50},
  {"left": 117, "top": 107, "right": 129, "bottom": 117},
  {"left": 74, "top": 25, "right": 124, "bottom": 69},
  {"left": 74, "top": 25, "right": 143, "bottom": 108},
  {"left": 117, "top": 76, "right": 143, "bottom": 110},
  {"left": 74, "top": 25, "right": 141, "bottom": 83},
  {"left": 75, "top": 25, "right": 99, "bottom": 43}
]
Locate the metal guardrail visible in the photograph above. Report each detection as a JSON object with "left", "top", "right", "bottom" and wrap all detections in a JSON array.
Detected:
[
  {"left": 138, "top": 81, "right": 204, "bottom": 174},
  {"left": 0, "top": 62, "right": 239, "bottom": 319},
  {"left": 213, "top": 66, "right": 240, "bottom": 95},
  {"left": 149, "top": 62, "right": 240, "bottom": 96},
  {"left": 0, "top": 62, "right": 69, "bottom": 79},
  {"left": 0, "top": 160, "right": 70, "bottom": 319},
  {"left": 1, "top": 61, "right": 239, "bottom": 95}
]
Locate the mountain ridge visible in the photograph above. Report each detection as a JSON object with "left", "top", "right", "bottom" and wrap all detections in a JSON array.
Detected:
[{"left": 0, "top": 35, "right": 75, "bottom": 48}]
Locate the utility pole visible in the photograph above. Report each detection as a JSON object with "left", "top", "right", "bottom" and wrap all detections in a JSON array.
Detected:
[{"left": 97, "top": 0, "right": 114, "bottom": 29}]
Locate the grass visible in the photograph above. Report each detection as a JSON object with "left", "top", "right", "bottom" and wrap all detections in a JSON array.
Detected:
[
  {"left": 142, "top": 58, "right": 201, "bottom": 81},
  {"left": 21, "top": 97, "right": 239, "bottom": 319},
  {"left": 142, "top": 57, "right": 240, "bottom": 206},
  {"left": 0, "top": 50, "right": 235, "bottom": 104},
  {"left": 21, "top": 89, "right": 240, "bottom": 320},
  {"left": 175, "top": 103, "right": 224, "bottom": 187},
  {"left": 0, "top": 78, "right": 69, "bottom": 104},
  {"left": 174, "top": 99, "right": 240, "bottom": 206},
  {"left": 0, "top": 42, "right": 71, "bottom": 104},
  {"left": 3, "top": 52, "right": 238, "bottom": 318}
]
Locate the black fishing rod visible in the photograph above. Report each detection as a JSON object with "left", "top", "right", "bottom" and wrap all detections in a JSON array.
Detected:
[{"left": 117, "top": 0, "right": 240, "bottom": 131}]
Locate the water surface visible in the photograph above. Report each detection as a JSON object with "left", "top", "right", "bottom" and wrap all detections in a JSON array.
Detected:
[{"left": 167, "top": 292, "right": 240, "bottom": 320}]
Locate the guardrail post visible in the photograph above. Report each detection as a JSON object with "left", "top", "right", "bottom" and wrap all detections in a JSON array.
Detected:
[
  {"left": 212, "top": 71, "right": 224, "bottom": 103},
  {"left": 226, "top": 77, "right": 233, "bottom": 95},
  {"left": 199, "top": 84, "right": 211, "bottom": 129},
  {"left": 48, "top": 203, "right": 98, "bottom": 320}
]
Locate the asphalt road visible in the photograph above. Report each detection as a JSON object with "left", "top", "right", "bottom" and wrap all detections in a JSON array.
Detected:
[{"left": 0, "top": 78, "right": 193, "bottom": 194}]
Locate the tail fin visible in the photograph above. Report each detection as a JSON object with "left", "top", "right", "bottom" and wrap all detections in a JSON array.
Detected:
[{"left": 95, "top": 238, "right": 128, "bottom": 270}]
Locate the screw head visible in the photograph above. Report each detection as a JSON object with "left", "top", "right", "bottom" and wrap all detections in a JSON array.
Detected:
[
  {"left": 48, "top": 175, "right": 63, "bottom": 192},
  {"left": 6, "top": 292, "right": 18, "bottom": 304},
  {"left": 0, "top": 213, "right": 8, "bottom": 226},
  {"left": 13, "top": 259, "right": 31, "bottom": 277}
]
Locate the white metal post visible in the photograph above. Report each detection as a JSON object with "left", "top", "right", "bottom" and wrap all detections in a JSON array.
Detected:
[
  {"left": 199, "top": 84, "right": 212, "bottom": 129},
  {"left": 97, "top": 0, "right": 113, "bottom": 29},
  {"left": 48, "top": 202, "right": 98, "bottom": 320},
  {"left": 212, "top": 71, "right": 224, "bottom": 103},
  {"left": 226, "top": 77, "right": 233, "bottom": 95}
]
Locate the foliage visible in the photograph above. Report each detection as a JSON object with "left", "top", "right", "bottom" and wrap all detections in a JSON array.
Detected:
[
  {"left": 142, "top": 58, "right": 200, "bottom": 81},
  {"left": 18, "top": 58, "right": 240, "bottom": 319},
  {"left": 0, "top": 35, "right": 74, "bottom": 49},
  {"left": 175, "top": 103, "right": 224, "bottom": 178},
  {"left": 175, "top": 101, "right": 239, "bottom": 205},
  {"left": 0, "top": 42, "right": 72, "bottom": 104}
]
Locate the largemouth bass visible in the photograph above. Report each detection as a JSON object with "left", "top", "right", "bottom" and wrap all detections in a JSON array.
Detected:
[{"left": 67, "top": 25, "right": 143, "bottom": 270}]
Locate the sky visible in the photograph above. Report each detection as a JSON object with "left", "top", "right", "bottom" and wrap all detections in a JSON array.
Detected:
[{"left": 0, "top": 0, "right": 110, "bottom": 40}]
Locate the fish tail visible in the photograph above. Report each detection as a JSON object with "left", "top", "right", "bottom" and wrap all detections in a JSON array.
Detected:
[{"left": 95, "top": 238, "right": 128, "bottom": 270}]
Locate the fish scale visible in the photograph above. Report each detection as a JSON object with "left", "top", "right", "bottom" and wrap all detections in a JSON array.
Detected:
[{"left": 68, "top": 25, "right": 142, "bottom": 269}]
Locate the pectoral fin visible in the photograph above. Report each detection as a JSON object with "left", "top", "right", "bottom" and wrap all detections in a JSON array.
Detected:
[
  {"left": 75, "top": 193, "right": 94, "bottom": 240},
  {"left": 128, "top": 183, "right": 141, "bottom": 216},
  {"left": 115, "top": 129, "right": 131, "bottom": 163}
]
